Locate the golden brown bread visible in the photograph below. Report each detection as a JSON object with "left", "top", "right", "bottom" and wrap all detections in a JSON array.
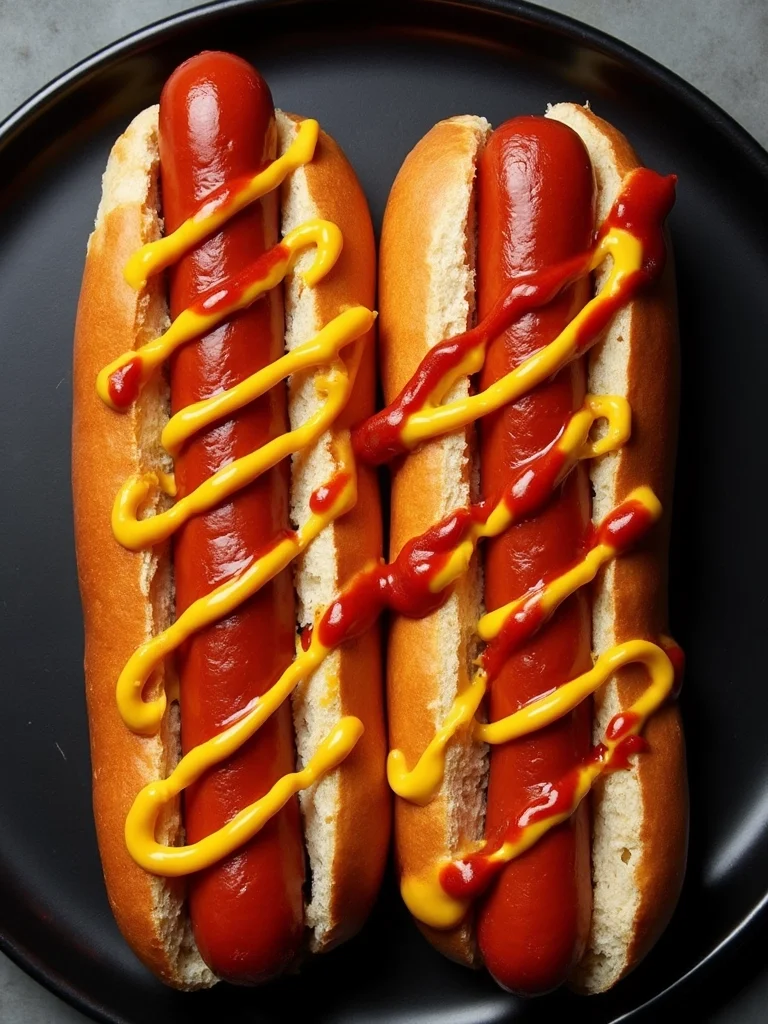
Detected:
[
  {"left": 381, "top": 116, "right": 490, "bottom": 967},
  {"left": 72, "top": 107, "right": 210, "bottom": 989},
  {"left": 380, "top": 105, "right": 686, "bottom": 991},
  {"left": 73, "top": 105, "right": 385, "bottom": 986}
]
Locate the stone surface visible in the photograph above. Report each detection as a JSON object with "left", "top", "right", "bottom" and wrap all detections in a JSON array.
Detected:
[
  {"left": 1, "top": 0, "right": 767, "bottom": 146},
  {"left": 0, "top": 1, "right": 766, "bottom": 1021}
]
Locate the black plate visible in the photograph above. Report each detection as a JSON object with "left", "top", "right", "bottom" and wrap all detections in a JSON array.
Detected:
[{"left": 2, "top": 1, "right": 768, "bottom": 1021}]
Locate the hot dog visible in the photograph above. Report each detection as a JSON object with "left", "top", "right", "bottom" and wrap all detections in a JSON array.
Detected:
[
  {"left": 72, "top": 51, "right": 388, "bottom": 988},
  {"left": 352, "top": 106, "right": 687, "bottom": 993}
]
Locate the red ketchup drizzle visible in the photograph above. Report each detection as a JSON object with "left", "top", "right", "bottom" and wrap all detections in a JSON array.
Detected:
[
  {"left": 663, "top": 639, "right": 686, "bottom": 699},
  {"left": 191, "top": 243, "right": 289, "bottom": 318},
  {"left": 316, "top": 436, "right": 570, "bottom": 651},
  {"left": 605, "top": 709, "right": 642, "bottom": 742},
  {"left": 440, "top": 728, "right": 648, "bottom": 902},
  {"left": 351, "top": 253, "right": 587, "bottom": 466},
  {"left": 309, "top": 472, "right": 351, "bottom": 514},
  {"left": 445, "top": 629, "right": 685, "bottom": 903},
  {"left": 192, "top": 166, "right": 269, "bottom": 226},
  {"left": 299, "top": 624, "right": 313, "bottom": 652},
  {"left": 481, "top": 600, "right": 547, "bottom": 683},
  {"left": 481, "top": 497, "right": 656, "bottom": 682},
  {"left": 108, "top": 356, "right": 143, "bottom": 408},
  {"left": 107, "top": 243, "right": 289, "bottom": 410},
  {"left": 316, "top": 511, "right": 474, "bottom": 649},
  {"left": 352, "top": 169, "right": 676, "bottom": 467},
  {"left": 348, "top": 168, "right": 676, "bottom": 908},
  {"left": 597, "top": 499, "right": 655, "bottom": 551},
  {"left": 601, "top": 168, "right": 676, "bottom": 276}
]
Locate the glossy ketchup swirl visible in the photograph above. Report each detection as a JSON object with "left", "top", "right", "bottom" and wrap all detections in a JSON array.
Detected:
[{"left": 352, "top": 168, "right": 675, "bottom": 464}]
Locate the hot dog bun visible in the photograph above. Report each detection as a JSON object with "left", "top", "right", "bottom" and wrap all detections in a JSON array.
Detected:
[
  {"left": 380, "top": 106, "right": 686, "bottom": 991},
  {"left": 73, "top": 104, "right": 386, "bottom": 988}
]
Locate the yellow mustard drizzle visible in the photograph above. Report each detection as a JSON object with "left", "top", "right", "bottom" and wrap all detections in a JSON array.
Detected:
[
  {"left": 476, "top": 636, "right": 667, "bottom": 746},
  {"left": 100, "top": 121, "right": 379, "bottom": 873},
  {"left": 111, "top": 307, "right": 373, "bottom": 551},
  {"left": 399, "top": 229, "right": 641, "bottom": 449},
  {"left": 427, "top": 394, "right": 631, "bottom": 594},
  {"left": 97, "top": 218, "right": 343, "bottom": 411},
  {"left": 123, "top": 560, "right": 369, "bottom": 871},
  {"left": 103, "top": 122, "right": 673, "bottom": 886},
  {"left": 376, "top": 205, "right": 678, "bottom": 925},
  {"left": 123, "top": 118, "right": 320, "bottom": 289},
  {"left": 400, "top": 640, "right": 676, "bottom": 930},
  {"left": 161, "top": 305, "right": 364, "bottom": 457},
  {"left": 387, "top": 677, "right": 486, "bottom": 806},
  {"left": 477, "top": 485, "right": 661, "bottom": 641},
  {"left": 387, "top": 486, "right": 662, "bottom": 803},
  {"left": 127, "top": 711, "right": 363, "bottom": 874},
  {"left": 116, "top": 446, "right": 357, "bottom": 737}
]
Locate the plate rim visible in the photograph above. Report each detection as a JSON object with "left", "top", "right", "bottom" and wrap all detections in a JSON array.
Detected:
[
  {"left": 2, "top": 0, "right": 768, "bottom": 172},
  {"left": 1, "top": 1, "right": 767, "bottom": 1021}
]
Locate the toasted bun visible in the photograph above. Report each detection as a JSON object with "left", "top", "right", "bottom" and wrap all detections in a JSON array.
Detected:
[
  {"left": 380, "top": 116, "right": 491, "bottom": 967},
  {"left": 277, "top": 111, "right": 388, "bottom": 952},
  {"left": 74, "top": 106, "right": 384, "bottom": 984},
  {"left": 547, "top": 102, "right": 687, "bottom": 994},
  {"left": 381, "top": 107, "right": 685, "bottom": 989},
  {"left": 73, "top": 106, "right": 213, "bottom": 990}
]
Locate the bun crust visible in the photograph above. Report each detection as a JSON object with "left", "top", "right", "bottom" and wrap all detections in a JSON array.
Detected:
[
  {"left": 73, "top": 107, "right": 213, "bottom": 990},
  {"left": 380, "top": 116, "right": 491, "bottom": 967},
  {"left": 74, "top": 105, "right": 384, "bottom": 984}
]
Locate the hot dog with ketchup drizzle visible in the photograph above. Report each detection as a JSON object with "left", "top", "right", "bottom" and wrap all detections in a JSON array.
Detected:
[{"left": 355, "top": 107, "right": 686, "bottom": 993}]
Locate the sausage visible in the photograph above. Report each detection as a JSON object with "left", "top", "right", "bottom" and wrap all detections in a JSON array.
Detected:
[
  {"left": 475, "top": 116, "right": 595, "bottom": 993},
  {"left": 159, "top": 52, "right": 304, "bottom": 983}
]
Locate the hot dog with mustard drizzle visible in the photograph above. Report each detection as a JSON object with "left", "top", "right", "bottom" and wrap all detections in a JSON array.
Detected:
[
  {"left": 353, "top": 105, "right": 686, "bottom": 993},
  {"left": 73, "top": 51, "right": 387, "bottom": 988},
  {"left": 162, "top": 53, "right": 302, "bottom": 985}
]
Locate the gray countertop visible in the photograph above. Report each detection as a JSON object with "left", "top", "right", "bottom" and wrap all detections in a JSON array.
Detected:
[{"left": 0, "top": 1, "right": 766, "bottom": 1021}]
